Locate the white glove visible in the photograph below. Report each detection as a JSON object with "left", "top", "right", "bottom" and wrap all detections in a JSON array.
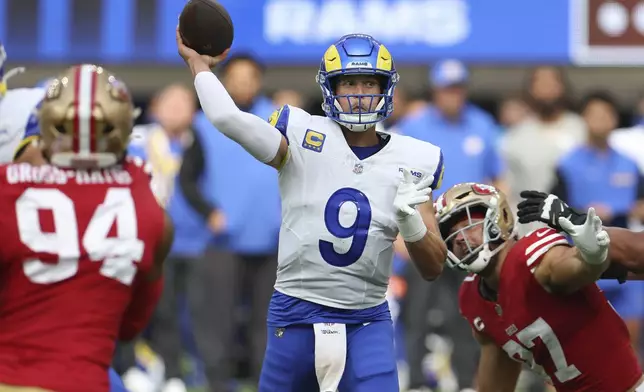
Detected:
[
  {"left": 558, "top": 207, "right": 610, "bottom": 265},
  {"left": 394, "top": 169, "right": 434, "bottom": 242},
  {"left": 394, "top": 169, "right": 434, "bottom": 216}
]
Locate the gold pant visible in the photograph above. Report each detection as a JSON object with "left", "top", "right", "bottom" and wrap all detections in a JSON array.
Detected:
[{"left": 0, "top": 385, "right": 52, "bottom": 392}]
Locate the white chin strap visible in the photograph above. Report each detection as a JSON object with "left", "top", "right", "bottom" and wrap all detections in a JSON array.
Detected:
[
  {"left": 463, "top": 241, "right": 507, "bottom": 273},
  {"left": 333, "top": 98, "right": 385, "bottom": 133}
]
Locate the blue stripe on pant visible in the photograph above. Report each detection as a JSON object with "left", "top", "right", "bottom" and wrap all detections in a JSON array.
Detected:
[
  {"left": 259, "top": 320, "right": 398, "bottom": 392},
  {"left": 109, "top": 368, "right": 128, "bottom": 392}
]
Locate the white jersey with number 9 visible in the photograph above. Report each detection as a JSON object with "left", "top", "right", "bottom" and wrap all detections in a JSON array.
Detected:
[{"left": 270, "top": 105, "right": 444, "bottom": 309}]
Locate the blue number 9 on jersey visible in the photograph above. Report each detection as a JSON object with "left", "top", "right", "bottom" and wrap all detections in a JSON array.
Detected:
[{"left": 320, "top": 188, "right": 372, "bottom": 267}]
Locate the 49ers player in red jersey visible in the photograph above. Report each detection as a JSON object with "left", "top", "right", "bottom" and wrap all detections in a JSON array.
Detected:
[
  {"left": 435, "top": 183, "right": 643, "bottom": 392},
  {"left": 0, "top": 64, "right": 173, "bottom": 392}
]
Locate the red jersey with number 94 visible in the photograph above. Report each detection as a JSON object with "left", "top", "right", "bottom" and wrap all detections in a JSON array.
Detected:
[
  {"left": 0, "top": 160, "right": 165, "bottom": 392},
  {"left": 459, "top": 228, "right": 642, "bottom": 392}
]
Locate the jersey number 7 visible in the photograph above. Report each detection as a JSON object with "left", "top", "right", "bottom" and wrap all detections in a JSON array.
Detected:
[
  {"left": 503, "top": 317, "right": 581, "bottom": 383},
  {"left": 16, "top": 188, "right": 144, "bottom": 285}
]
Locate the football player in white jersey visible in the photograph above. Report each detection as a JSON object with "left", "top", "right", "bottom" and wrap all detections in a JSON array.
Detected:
[
  {"left": 0, "top": 42, "right": 44, "bottom": 164},
  {"left": 177, "top": 30, "right": 448, "bottom": 392}
]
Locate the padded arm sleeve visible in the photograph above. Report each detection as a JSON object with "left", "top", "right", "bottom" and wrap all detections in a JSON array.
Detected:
[{"left": 194, "top": 72, "right": 283, "bottom": 163}]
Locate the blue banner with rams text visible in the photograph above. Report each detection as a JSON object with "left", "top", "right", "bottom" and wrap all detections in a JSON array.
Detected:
[{"left": 0, "top": 0, "right": 638, "bottom": 65}]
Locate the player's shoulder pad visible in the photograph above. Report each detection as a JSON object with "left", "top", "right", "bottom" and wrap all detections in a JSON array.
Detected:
[
  {"left": 2, "top": 87, "right": 44, "bottom": 103},
  {"left": 4, "top": 88, "right": 45, "bottom": 120},
  {"left": 267, "top": 105, "right": 290, "bottom": 137},
  {"left": 517, "top": 227, "right": 570, "bottom": 271},
  {"left": 394, "top": 134, "right": 444, "bottom": 190},
  {"left": 23, "top": 98, "right": 44, "bottom": 138},
  {"left": 13, "top": 97, "right": 44, "bottom": 160},
  {"left": 267, "top": 104, "right": 311, "bottom": 139}
]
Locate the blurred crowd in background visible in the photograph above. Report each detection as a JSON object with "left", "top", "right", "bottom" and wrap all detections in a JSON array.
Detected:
[{"left": 4, "top": 0, "right": 644, "bottom": 391}]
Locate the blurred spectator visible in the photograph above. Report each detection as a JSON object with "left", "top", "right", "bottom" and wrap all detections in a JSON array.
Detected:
[
  {"left": 191, "top": 53, "right": 280, "bottom": 391},
  {"left": 611, "top": 93, "right": 644, "bottom": 174},
  {"left": 551, "top": 91, "right": 644, "bottom": 227},
  {"left": 501, "top": 66, "right": 585, "bottom": 214},
  {"left": 272, "top": 88, "right": 304, "bottom": 108},
  {"left": 378, "top": 86, "right": 414, "bottom": 133},
  {"left": 497, "top": 93, "right": 531, "bottom": 130},
  {"left": 406, "top": 95, "right": 431, "bottom": 117},
  {"left": 130, "top": 84, "right": 200, "bottom": 392},
  {"left": 396, "top": 59, "right": 503, "bottom": 391},
  {"left": 146, "top": 84, "right": 195, "bottom": 204},
  {"left": 551, "top": 91, "right": 644, "bottom": 354},
  {"left": 399, "top": 59, "right": 504, "bottom": 191},
  {"left": 631, "top": 93, "right": 644, "bottom": 126}
]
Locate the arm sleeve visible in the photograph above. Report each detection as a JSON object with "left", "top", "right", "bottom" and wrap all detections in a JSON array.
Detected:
[
  {"left": 119, "top": 274, "right": 164, "bottom": 341},
  {"left": 194, "top": 72, "right": 283, "bottom": 163},
  {"left": 178, "top": 131, "right": 216, "bottom": 219}
]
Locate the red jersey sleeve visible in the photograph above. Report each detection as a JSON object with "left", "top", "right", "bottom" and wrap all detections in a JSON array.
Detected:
[
  {"left": 119, "top": 274, "right": 164, "bottom": 341},
  {"left": 521, "top": 228, "right": 570, "bottom": 272},
  {"left": 118, "top": 159, "right": 167, "bottom": 341}
]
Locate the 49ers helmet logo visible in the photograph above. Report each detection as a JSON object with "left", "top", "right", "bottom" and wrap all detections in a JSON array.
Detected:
[{"left": 471, "top": 183, "right": 496, "bottom": 196}]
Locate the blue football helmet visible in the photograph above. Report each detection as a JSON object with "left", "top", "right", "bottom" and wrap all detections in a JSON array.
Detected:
[
  {"left": 316, "top": 34, "right": 399, "bottom": 133},
  {"left": 0, "top": 42, "right": 25, "bottom": 97}
]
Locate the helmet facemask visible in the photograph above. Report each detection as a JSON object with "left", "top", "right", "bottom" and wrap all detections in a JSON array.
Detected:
[
  {"left": 441, "top": 199, "right": 511, "bottom": 273},
  {"left": 318, "top": 71, "right": 397, "bottom": 133},
  {"left": 435, "top": 183, "right": 516, "bottom": 274},
  {"left": 316, "top": 34, "right": 399, "bottom": 133}
]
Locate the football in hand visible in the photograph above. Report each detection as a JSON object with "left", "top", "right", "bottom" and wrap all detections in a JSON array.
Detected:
[{"left": 179, "top": 0, "right": 234, "bottom": 57}]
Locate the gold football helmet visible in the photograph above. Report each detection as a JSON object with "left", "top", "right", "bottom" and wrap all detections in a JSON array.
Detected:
[
  {"left": 434, "top": 183, "right": 516, "bottom": 273},
  {"left": 39, "top": 64, "right": 134, "bottom": 169}
]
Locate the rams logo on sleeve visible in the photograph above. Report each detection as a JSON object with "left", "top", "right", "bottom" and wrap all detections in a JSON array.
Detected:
[
  {"left": 268, "top": 105, "right": 290, "bottom": 141},
  {"left": 268, "top": 109, "right": 280, "bottom": 127}
]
